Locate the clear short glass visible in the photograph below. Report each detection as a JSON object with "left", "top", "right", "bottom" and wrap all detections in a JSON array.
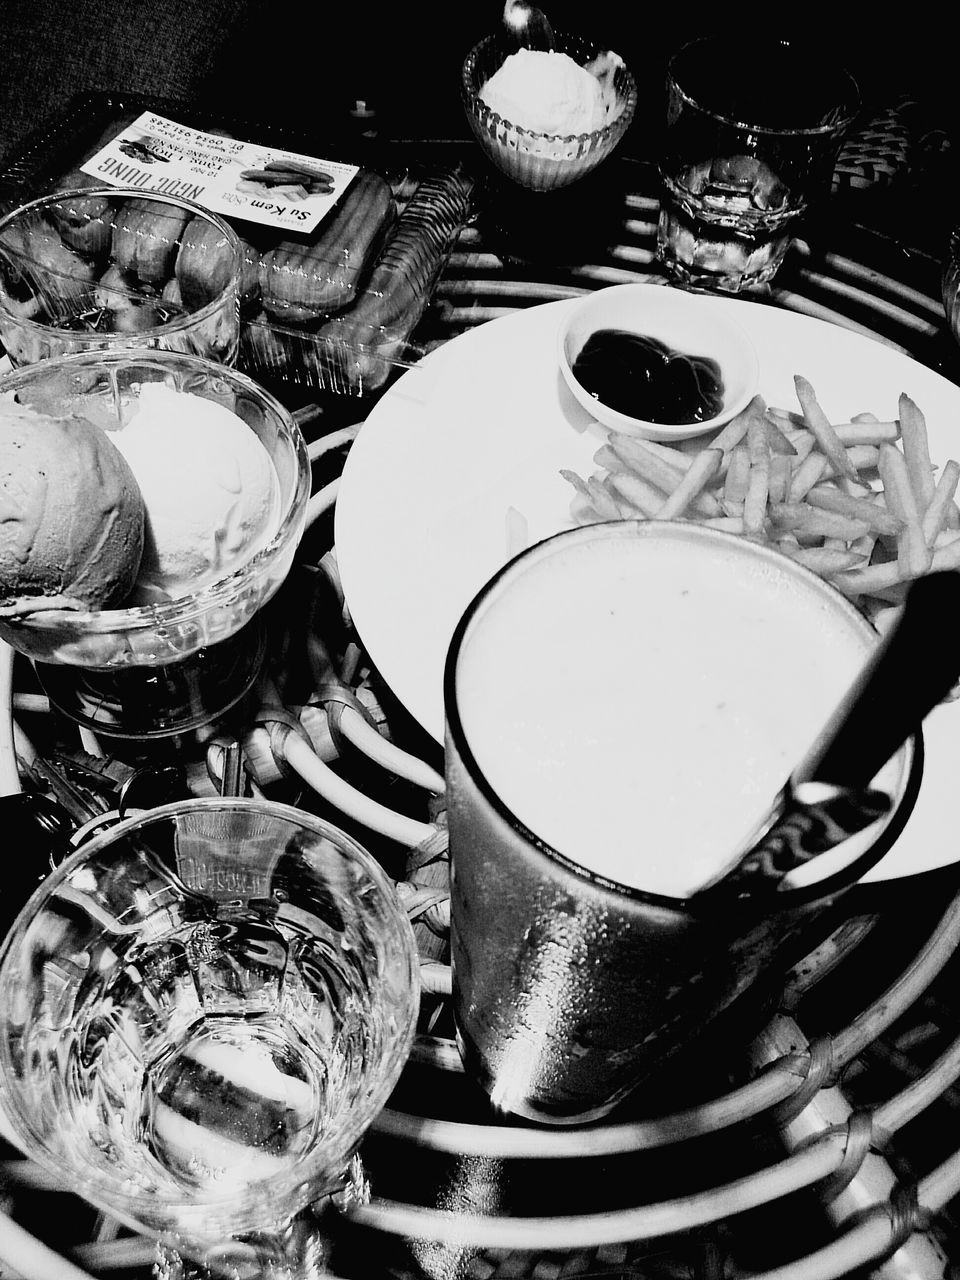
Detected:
[
  {"left": 655, "top": 36, "right": 860, "bottom": 293},
  {"left": 0, "top": 186, "right": 243, "bottom": 366},
  {"left": 444, "top": 521, "right": 918, "bottom": 1125},
  {"left": 0, "top": 349, "right": 309, "bottom": 737},
  {"left": 0, "top": 798, "right": 421, "bottom": 1275}
]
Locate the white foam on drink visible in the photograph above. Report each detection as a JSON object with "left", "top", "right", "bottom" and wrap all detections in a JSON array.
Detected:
[{"left": 455, "top": 526, "right": 893, "bottom": 899}]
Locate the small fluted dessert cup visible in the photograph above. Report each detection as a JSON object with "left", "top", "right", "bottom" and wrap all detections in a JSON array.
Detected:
[{"left": 461, "top": 30, "right": 637, "bottom": 191}]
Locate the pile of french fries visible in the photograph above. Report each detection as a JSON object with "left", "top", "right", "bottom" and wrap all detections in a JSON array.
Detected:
[{"left": 561, "top": 374, "right": 960, "bottom": 625}]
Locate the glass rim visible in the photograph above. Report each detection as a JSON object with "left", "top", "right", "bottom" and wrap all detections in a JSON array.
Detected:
[
  {"left": 3, "top": 794, "right": 406, "bottom": 912},
  {"left": 0, "top": 185, "right": 243, "bottom": 341},
  {"left": 667, "top": 36, "right": 861, "bottom": 138},
  {"left": 444, "top": 519, "right": 921, "bottom": 913}
]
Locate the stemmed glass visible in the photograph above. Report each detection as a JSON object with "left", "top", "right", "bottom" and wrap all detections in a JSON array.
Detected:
[
  {"left": 0, "top": 348, "right": 310, "bottom": 739},
  {"left": 0, "top": 797, "right": 421, "bottom": 1277}
]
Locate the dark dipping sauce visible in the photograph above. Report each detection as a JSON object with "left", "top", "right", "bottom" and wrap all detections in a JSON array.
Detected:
[{"left": 571, "top": 328, "right": 726, "bottom": 425}]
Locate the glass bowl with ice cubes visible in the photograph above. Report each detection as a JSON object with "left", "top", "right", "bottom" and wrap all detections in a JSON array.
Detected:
[{"left": 461, "top": 29, "right": 637, "bottom": 190}]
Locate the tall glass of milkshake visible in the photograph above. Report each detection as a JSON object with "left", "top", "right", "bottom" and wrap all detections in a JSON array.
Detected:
[{"left": 444, "top": 521, "right": 918, "bottom": 1124}]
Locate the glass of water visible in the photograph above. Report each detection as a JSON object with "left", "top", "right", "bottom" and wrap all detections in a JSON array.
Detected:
[
  {"left": 0, "top": 798, "right": 420, "bottom": 1276},
  {"left": 656, "top": 35, "right": 860, "bottom": 293}
]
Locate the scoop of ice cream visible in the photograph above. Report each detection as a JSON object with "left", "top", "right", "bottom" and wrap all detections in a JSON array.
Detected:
[
  {"left": 479, "top": 48, "right": 621, "bottom": 136},
  {"left": 111, "top": 383, "right": 281, "bottom": 599},
  {"left": 0, "top": 399, "right": 145, "bottom": 615}
]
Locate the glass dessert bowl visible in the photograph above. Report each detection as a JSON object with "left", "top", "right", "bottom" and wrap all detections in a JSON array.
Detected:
[
  {"left": 0, "top": 186, "right": 243, "bottom": 367},
  {"left": 0, "top": 348, "right": 309, "bottom": 736},
  {"left": 461, "top": 30, "right": 637, "bottom": 191}
]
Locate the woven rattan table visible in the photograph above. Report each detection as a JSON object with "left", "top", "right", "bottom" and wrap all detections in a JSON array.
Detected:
[{"left": 1, "top": 94, "right": 959, "bottom": 1280}]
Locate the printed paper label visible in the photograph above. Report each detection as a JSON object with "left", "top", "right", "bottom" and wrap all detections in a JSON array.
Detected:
[{"left": 80, "top": 111, "right": 359, "bottom": 232}]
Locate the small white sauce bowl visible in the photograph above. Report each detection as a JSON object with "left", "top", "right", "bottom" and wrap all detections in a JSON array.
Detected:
[{"left": 558, "top": 283, "right": 760, "bottom": 441}]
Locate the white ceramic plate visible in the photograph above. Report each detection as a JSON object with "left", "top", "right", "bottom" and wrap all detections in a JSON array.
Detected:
[{"left": 335, "top": 293, "right": 960, "bottom": 884}]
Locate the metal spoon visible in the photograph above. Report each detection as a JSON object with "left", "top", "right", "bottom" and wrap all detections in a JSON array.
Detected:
[
  {"left": 502, "top": 0, "right": 556, "bottom": 51},
  {"left": 691, "top": 569, "right": 960, "bottom": 906}
]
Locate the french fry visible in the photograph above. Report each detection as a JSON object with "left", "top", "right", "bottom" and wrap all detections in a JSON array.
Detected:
[
  {"left": 865, "top": 601, "right": 904, "bottom": 636},
  {"left": 767, "top": 453, "right": 793, "bottom": 504},
  {"left": 742, "top": 459, "right": 770, "bottom": 537},
  {"left": 849, "top": 531, "right": 879, "bottom": 561},
  {"left": 700, "top": 515, "right": 745, "bottom": 534},
  {"left": 804, "top": 484, "right": 903, "bottom": 536},
  {"left": 833, "top": 533, "right": 960, "bottom": 597},
  {"left": 783, "top": 430, "right": 818, "bottom": 466},
  {"left": 877, "top": 442, "right": 933, "bottom": 579},
  {"left": 709, "top": 402, "right": 753, "bottom": 453},
  {"left": 560, "top": 468, "right": 601, "bottom": 519},
  {"left": 655, "top": 449, "right": 723, "bottom": 519},
  {"left": 745, "top": 403, "right": 769, "bottom": 468},
  {"left": 505, "top": 505, "right": 529, "bottom": 557},
  {"left": 566, "top": 492, "right": 600, "bottom": 525},
  {"left": 766, "top": 406, "right": 804, "bottom": 427},
  {"left": 840, "top": 477, "right": 875, "bottom": 503},
  {"left": 921, "top": 458, "right": 960, "bottom": 544},
  {"left": 586, "top": 474, "right": 624, "bottom": 520},
  {"left": 831, "top": 560, "right": 903, "bottom": 597},
  {"left": 605, "top": 467, "right": 671, "bottom": 518},
  {"left": 794, "top": 374, "right": 859, "bottom": 482},
  {"left": 768, "top": 502, "right": 872, "bottom": 544},
  {"left": 779, "top": 545, "right": 866, "bottom": 575},
  {"left": 561, "top": 469, "right": 631, "bottom": 523},
  {"left": 619, "top": 434, "right": 695, "bottom": 472},
  {"left": 740, "top": 407, "right": 771, "bottom": 536},
  {"left": 723, "top": 444, "right": 751, "bottom": 505},
  {"left": 603, "top": 435, "right": 686, "bottom": 491},
  {"left": 898, "top": 392, "right": 936, "bottom": 511},
  {"left": 601, "top": 473, "right": 637, "bottom": 518},
  {"left": 788, "top": 450, "right": 830, "bottom": 502},
  {"left": 832, "top": 421, "right": 900, "bottom": 446},
  {"left": 767, "top": 408, "right": 898, "bottom": 445},
  {"left": 762, "top": 412, "right": 799, "bottom": 456},
  {"left": 831, "top": 444, "right": 880, "bottom": 476}
]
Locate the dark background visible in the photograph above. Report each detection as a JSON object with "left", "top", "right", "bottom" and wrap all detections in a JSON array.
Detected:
[{"left": 0, "top": 0, "right": 956, "bottom": 166}]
